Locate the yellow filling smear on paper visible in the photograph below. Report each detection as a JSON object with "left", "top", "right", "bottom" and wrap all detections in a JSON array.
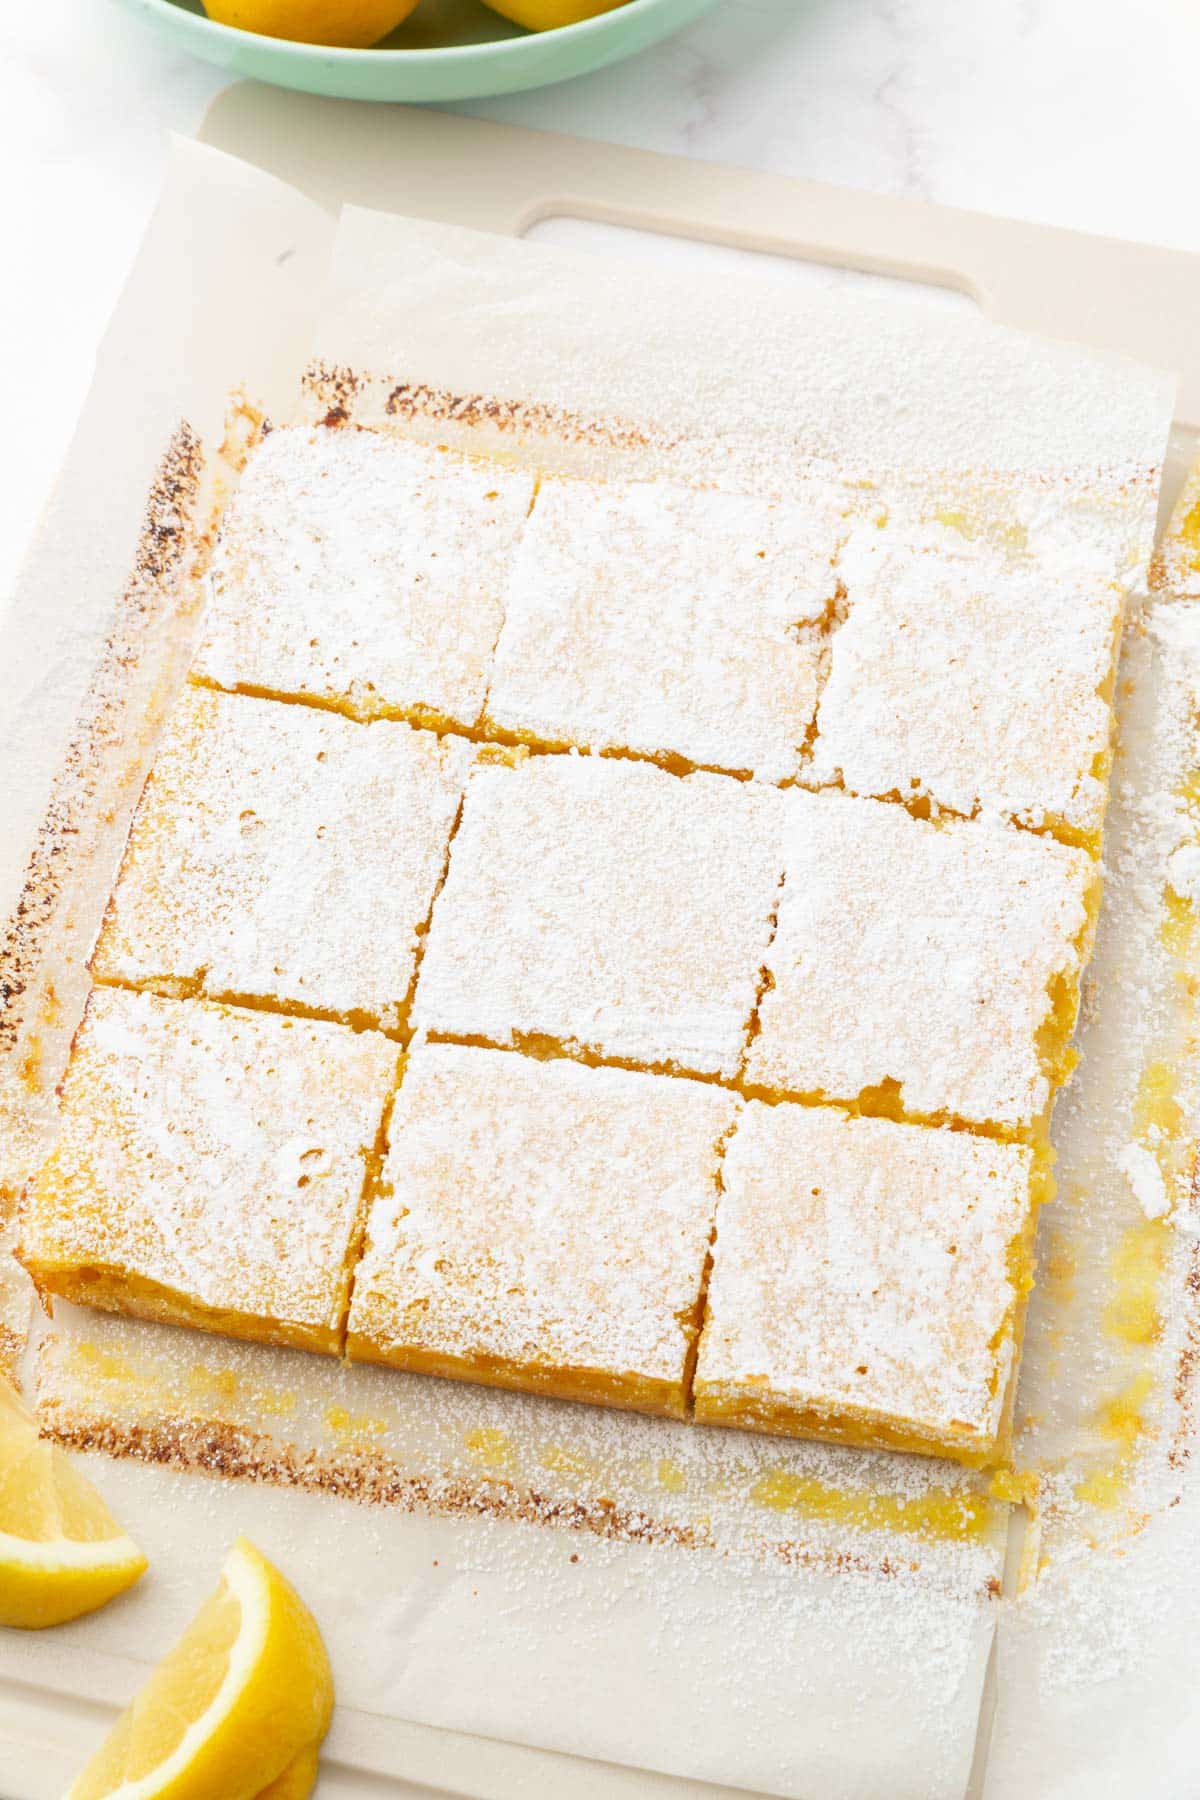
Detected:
[
  {"left": 464, "top": 1426, "right": 516, "bottom": 1474},
  {"left": 748, "top": 1469, "right": 995, "bottom": 1544},
  {"left": 1074, "top": 1372, "right": 1156, "bottom": 1510},
  {"left": 539, "top": 1443, "right": 599, "bottom": 1483},
  {"left": 1104, "top": 1219, "right": 1168, "bottom": 1349},
  {"left": 325, "top": 1405, "right": 389, "bottom": 1447}
]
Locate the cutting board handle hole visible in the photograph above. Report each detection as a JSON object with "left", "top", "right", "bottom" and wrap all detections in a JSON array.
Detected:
[{"left": 524, "top": 215, "right": 982, "bottom": 318}]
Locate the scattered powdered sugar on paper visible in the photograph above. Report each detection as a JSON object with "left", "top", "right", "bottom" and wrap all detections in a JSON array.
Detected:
[
  {"left": 27, "top": 1336, "right": 1000, "bottom": 1800},
  {"left": 35, "top": 1302, "right": 1006, "bottom": 1597},
  {"left": 311, "top": 207, "right": 1174, "bottom": 497},
  {"left": 984, "top": 572, "right": 1200, "bottom": 1791},
  {"left": 1166, "top": 840, "right": 1200, "bottom": 907},
  {"left": 1115, "top": 1141, "right": 1169, "bottom": 1219}
]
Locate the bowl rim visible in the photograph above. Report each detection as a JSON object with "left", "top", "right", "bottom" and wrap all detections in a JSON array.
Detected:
[{"left": 129, "top": 0, "right": 689, "bottom": 62}]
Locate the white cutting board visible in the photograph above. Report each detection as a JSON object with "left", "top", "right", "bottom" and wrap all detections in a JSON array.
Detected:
[{"left": 3, "top": 88, "right": 1199, "bottom": 1800}]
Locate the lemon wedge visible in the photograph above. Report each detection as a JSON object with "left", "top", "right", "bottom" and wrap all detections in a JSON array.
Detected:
[
  {"left": 256, "top": 1744, "right": 321, "bottom": 1799},
  {"left": 68, "top": 1536, "right": 334, "bottom": 1800},
  {"left": 0, "top": 1377, "right": 147, "bottom": 1629}
]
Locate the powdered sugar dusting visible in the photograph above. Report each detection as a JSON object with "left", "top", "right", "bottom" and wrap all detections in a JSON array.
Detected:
[
  {"left": 32, "top": 1293, "right": 1002, "bottom": 1798},
  {"left": 1116, "top": 1141, "right": 1170, "bottom": 1220}
]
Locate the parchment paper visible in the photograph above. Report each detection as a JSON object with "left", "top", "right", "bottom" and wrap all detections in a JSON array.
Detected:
[
  {"left": 2, "top": 135, "right": 1193, "bottom": 1800},
  {"left": 0, "top": 137, "right": 331, "bottom": 932}
]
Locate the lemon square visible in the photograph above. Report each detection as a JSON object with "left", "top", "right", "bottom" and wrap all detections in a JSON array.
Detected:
[
  {"left": 744, "top": 789, "right": 1097, "bottom": 1134},
  {"left": 193, "top": 425, "right": 534, "bottom": 730},
  {"left": 412, "top": 754, "right": 787, "bottom": 1079},
  {"left": 485, "top": 474, "right": 840, "bottom": 782},
  {"left": 811, "top": 529, "right": 1123, "bottom": 845},
  {"left": 92, "top": 686, "right": 472, "bottom": 1032},
  {"left": 20, "top": 988, "right": 398, "bottom": 1354},
  {"left": 694, "top": 1101, "right": 1032, "bottom": 1464},
  {"left": 347, "top": 1041, "right": 737, "bottom": 1418}
]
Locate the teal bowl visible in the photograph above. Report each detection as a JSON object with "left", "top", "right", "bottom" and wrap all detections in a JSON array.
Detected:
[{"left": 111, "top": 0, "right": 721, "bottom": 102}]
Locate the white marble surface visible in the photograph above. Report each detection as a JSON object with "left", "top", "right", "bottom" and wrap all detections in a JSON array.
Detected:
[{"left": 3, "top": 0, "right": 1200, "bottom": 599}]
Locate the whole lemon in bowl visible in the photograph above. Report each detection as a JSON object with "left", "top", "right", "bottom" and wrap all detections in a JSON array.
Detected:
[
  {"left": 479, "top": 0, "right": 627, "bottom": 24},
  {"left": 204, "top": 0, "right": 420, "bottom": 45}
]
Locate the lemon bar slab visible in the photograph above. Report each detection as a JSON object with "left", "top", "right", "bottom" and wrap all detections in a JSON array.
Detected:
[
  {"left": 412, "top": 754, "right": 786, "bottom": 1078},
  {"left": 693, "top": 1101, "right": 1032, "bottom": 1463},
  {"left": 347, "top": 1041, "right": 737, "bottom": 1417},
  {"left": 91, "top": 686, "right": 471, "bottom": 1032},
  {"left": 19, "top": 988, "right": 398, "bottom": 1353},
  {"left": 192, "top": 425, "right": 534, "bottom": 730},
  {"left": 744, "top": 789, "right": 1098, "bottom": 1136},
  {"left": 484, "top": 474, "right": 840, "bottom": 782},
  {"left": 811, "top": 531, "right": 1124, "bottom": 846}
]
